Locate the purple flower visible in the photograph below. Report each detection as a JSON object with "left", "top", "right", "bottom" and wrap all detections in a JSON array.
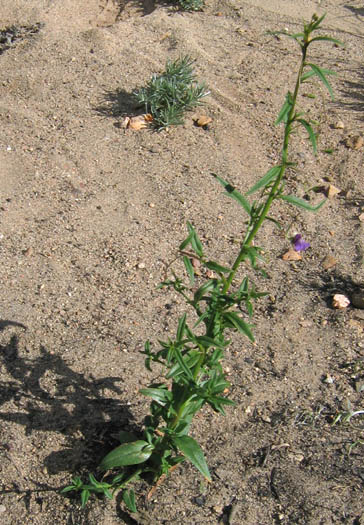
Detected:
[{"left": 292, "top": 234, "right": 310, "bottom": 252}]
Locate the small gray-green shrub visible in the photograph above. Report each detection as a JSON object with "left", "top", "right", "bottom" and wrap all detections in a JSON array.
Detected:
[{"left": 134, "top": 56, "right": 209, "bottom": 130}]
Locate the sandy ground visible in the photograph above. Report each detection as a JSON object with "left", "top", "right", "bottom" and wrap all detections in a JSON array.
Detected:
[{"left": 0, "top": 0, "right": 364, "bottom": 523}]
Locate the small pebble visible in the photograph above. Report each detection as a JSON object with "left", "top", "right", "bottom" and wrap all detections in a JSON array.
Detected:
[
  {"left": 332, "top": 294, "right": 350, "bottom": 309},
  {"left": 323, "top": 373, "right": 334, "bottom": 384},
  {"left": 137, "top": 262, "right": 146, "bottom": 269},
  {"left": 0, "top": 505, "right": 6, "bottom": 513},
  {"left": 23, "top": 247, "right": 34, "bottom": 257},
  {"left": 333, "top": 120, "right": 345, "bottom": 129}
]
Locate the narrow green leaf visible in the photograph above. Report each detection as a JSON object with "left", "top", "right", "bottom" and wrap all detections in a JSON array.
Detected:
[
  {"left": 301, "top": 67, "right": 335, "bottom": 82},
  {"left": 89, "top": 473, "right": 106, "bottom": 489},
  {"left": 307, "top": 63, "right": 335, "bottom": 100},
  {"left": 223, "top": 311, "right": 255, "bottom": 342},
  {"left": 195, "top": 335, "right": 225, "bottom": 349},
  {"left": 213, "top": 174, "right": 251, "bottom": 214},
  {"left": 238, "top": 276, "right": 249, "bottom": 293},
  {"left": 166, "top": 350, "right": 200, "bottom": 379},
  {"left": 297, "top": 118, "right": 317, "bottom": 154},
  {"left": 290, "top": 32, "right": 305, "bottom": 39},
  {"left": 81, "top": 489, "right": 90, "bottom": 508},
  {"left": 275, "top": 94, "right": 292, "bottom": 125},
  {"left": 208, "top": 395, "right": 235, "bottom": 407},
  {"left": 61, "top": 485, "right": 78, "bottom": 494},
  {"left": 139, "top": 387, "right": 172, "bottom": 405},
  {"left": 172, "top": 345, "right": 194, "bottom": 380},
  {"left": 187, "top": 222, "right": 204, "bottom": 257},
  {"left": 245, "top": 166, "right": 282, "bottom": 195},
  {"left": 204, "top": 260, "right": 230, "bottom": 274},
  {"left": 173, "top": 435, "right": 211, "bottom": 481},
  {"left": 309, "top": 35, "right": 343, "bottom": 46},
  {"left": 179, "top": 231, "right": 193, "bottom": 251},
  {"left": 280, "top": 194, "right": 326, "bottom": 211},
  {"left": 104, "top": 488, "right": 113, "bottom": 500},
  {"left": 267, "top": 31, "right": 304, "bottom": 46},
  {"left": 183, "top": 256, "right": 195, "bottom": 285},
  {"left": 99, "top": 441, "right": 153, "bottom": 470},
  {"left": 194, "top": 279, "right": 216, "bottom": 302},
  {"left": 177, "top": 313, "right": 187, "bottom": 341},
  {"left": 123, "top": 489, "right": 137, "bottom": 513},
  {"left": 265, "top": 216, "right": 282, "bottom": 229}
]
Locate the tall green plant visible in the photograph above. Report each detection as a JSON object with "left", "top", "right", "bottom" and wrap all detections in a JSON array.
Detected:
[{"left": 63, "top": 14, "right": 341, "bottom": 511}]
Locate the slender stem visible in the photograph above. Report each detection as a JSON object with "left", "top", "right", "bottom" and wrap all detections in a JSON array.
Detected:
[{"left": 222, "top": 43, "right": 308, "bottom": 295}]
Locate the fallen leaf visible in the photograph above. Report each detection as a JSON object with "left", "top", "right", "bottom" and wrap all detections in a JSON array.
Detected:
[
  {"left": 326, "top": 184, "right": 341, "bottom": 199},
  {"left": 194, "top": 115, "right": 212, "bottom": 127},
  {"left": 129, "top": 115, "right": 149, "bottom": 131},
  {"left": 122, "top": 114, "right": 153, "bottom": 131},
  {"left": 282, "top": 249, "right": 302, "bottom": 261},
  {"left": 322, "top": 255, "right": 337, "bottom": 270}
]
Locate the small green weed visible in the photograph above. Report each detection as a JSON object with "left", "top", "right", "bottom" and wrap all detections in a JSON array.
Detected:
[
  {"left": 134, "top": 56, "right": 209, "bottom": 130},
  {"left": 332, "top": 400, "right": 364, "bottom": 426}
]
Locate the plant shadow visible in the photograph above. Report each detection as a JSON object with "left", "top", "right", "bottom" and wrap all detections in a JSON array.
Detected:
[
  {"left": 113, "top": 0, "right": 180, "bottom": 18},
  {"left": 94, "top": 88, "right": 140, "bottom": 119},
  {"left": 338, "top": 66, "right": 364, "bottom": 120},
  {"left": 0, "top": 326, "right": 137, "bottom": 475},
  {"left": 308, "top": 271, "right": 363, "bottom": 308},
  {"left": 343, "top": 4, "right": 364, "bottom": 18}
]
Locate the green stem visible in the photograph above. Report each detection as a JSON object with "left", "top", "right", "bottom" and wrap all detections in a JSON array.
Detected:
[
  {"left": 112, "top": 468, "right": 143, "bottom": 494},
  {"left": 222, "top": 43, "right": 308, "bottom": 295}
]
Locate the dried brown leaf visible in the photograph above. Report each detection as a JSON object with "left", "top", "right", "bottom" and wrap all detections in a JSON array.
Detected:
[
  {"left": 282, "top": 249, "right": 302, "bottom": 261},
  {"left": 194, "top": 115, "right": 212, "bottom": 127},
  {"left": 326, "top": 184, "right": 341, "bottom": 199},
  {"left": 322, "top": 255, "right": 337, "bottom": 270}
]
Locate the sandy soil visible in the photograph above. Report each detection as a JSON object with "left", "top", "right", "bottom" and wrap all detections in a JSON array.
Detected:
[{"left": 0, "top": 0, "right": 364, "bottom": 523}]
